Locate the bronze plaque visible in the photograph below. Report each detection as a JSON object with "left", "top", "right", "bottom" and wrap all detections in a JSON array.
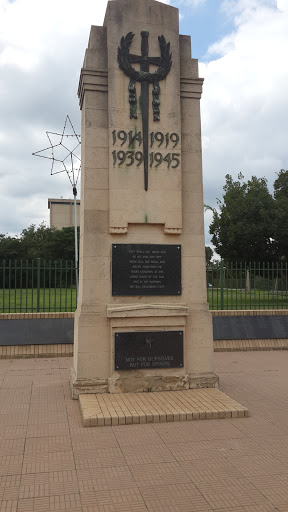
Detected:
[
  {"left": 112, "top": 244, "right": 181, "bottom": 296},
  {"left": 114, "top": 330, "right": 184, "bottom": 370}
]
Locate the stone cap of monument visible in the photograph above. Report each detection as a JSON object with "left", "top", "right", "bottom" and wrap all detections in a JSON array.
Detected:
[{"left": 104, "top": 0, "right": 179, "bottom": 28}]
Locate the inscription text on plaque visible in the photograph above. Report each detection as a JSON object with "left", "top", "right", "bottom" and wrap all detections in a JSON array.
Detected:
[
  {"left": 112, "top": 244, "right": 181, "bottom": 296},
  {"left": 115, "top": 331, "right": 184, "bottom": 370}
]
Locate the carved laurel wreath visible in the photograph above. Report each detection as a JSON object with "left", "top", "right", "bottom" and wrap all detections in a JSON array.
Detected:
[{"left": 117, "top": 32, "right": 172, "bottom": 83}]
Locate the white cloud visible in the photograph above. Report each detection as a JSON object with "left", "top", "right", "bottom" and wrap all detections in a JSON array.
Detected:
[
  {"left": 220, "top": 0, "right": 276, "bottom": 19},
  {"left": 277, "top": 0, "right": 288, "bottom": 10},
  {"left": 0, "top": 0, "right": 107, "bottom": 71},
  {"left": 200, "top": 0, "right": 288, "bottom": 245},
  {"left": 0, "top": 0, "right": 107, "bottom": 233}
]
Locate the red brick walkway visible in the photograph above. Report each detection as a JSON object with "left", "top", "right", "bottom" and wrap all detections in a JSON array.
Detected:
[{"left": 0, "top": 351, "right": 287, "bottom": 511}]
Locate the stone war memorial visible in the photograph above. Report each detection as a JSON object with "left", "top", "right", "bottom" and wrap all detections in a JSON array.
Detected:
[{"left": 71, "top": 0, "right": 248, "bottom": 425}]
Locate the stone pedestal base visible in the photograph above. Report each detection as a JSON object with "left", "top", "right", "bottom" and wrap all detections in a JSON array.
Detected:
[
  {"left": 188, "top": 372, "right": 219, "bottom": 389},
  {"left": 71, "top": 367, "right": 107, "bottom": 399},
  {"left": 71, "top": 366, "right": 219, "bottom": 399},
  {"left": 71, "top": 303, "right": 219, "bottom": 399}
]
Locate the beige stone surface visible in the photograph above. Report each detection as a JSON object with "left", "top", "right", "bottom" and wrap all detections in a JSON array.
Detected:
[
  {"left": 72, "top": 0, "right": 217, "bottom": 396},
  {"left": 105, "top": 0, "right": 182, "bottom": 233},
  {"left": 214, "top": 338, "right": 288, "bottom": 351}
]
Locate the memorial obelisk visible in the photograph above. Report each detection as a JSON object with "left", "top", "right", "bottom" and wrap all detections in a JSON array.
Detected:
[{"left": 71, "top": 0, "right": 219, "bottom": 397}]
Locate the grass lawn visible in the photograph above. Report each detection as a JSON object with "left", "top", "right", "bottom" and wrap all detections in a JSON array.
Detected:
[
  {"left": 0, "top": 288, "right": 77, "bottom": 313},
  {"left": 1, "top": 287, "right": 288, "bottom": 313},
  {"left": 207, "top": 288, "right": 288, "bottom": 310}
]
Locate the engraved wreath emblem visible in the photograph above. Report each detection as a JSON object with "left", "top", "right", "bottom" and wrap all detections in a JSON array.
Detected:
[
  {"left": 117, "top": 32, "right": 172, "bottom": 84},
  {"left": 117, "top": 31, "right": 172, "bottom": 122}
]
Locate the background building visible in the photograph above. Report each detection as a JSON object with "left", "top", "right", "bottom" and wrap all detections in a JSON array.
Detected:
[{"left": 48, "top": 198, "right": 80, "bottom": 229}]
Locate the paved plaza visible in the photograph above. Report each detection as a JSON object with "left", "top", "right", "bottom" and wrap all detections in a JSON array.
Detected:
[{"left": 0, "top": 351, "right": 287, "bottom": 511}]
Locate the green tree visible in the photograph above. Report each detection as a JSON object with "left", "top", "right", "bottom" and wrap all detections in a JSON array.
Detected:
[
  {"left": 49, "top": 226, "right": 80, "bottom": 261},
  {"left": 20, "top": 223, "right": 56, "bottom": 260},
  {"left": 0, "top": 223, "right": 79, "bottom": 261},
  {"left": 0, "top": 234, "right": 23, "bottom": 260},
  {"left": 274, "top": 169, "right": 288, "bottom": 260},
  {"left": 205, "top": 246, "right": 213, "bottom": 264},
  {"left": 209, "top": 173, "right": 276, "bottom": 261}
]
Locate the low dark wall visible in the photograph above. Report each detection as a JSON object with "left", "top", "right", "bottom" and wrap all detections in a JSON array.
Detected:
[
  {"left": 213, "top": 315, "right": 288, "bottom": 340},
  {"left": 0, "top": 318, "right": 74, "bottom": 346},
  {"left": 1, "top": 313, "right": 288, "bottom": 346}
]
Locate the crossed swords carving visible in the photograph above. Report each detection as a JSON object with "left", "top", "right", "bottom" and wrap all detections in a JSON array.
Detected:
[{"left": 118, "top": 31, "right": 172, "bottom": 191}]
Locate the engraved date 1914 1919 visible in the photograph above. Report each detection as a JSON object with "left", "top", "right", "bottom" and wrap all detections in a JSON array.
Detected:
[{"left": 112, "top": 130, "right": 180, "bottom": 169}]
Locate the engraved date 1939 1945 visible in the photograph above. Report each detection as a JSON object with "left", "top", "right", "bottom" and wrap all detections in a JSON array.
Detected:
[{"left": 111, "top": 130, "right": 180, "bottom": 169}]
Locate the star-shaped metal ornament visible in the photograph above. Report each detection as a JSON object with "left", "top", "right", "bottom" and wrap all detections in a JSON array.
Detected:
[
  {"left": 32, "top": 115, "right": 81, "bottom": 300},
  {"left": 32, "top": 115, "right": 81, "bottom": 192}
]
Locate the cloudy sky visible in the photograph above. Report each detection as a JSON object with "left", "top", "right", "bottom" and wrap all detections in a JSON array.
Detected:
[{"left": 0, "top": 0, "right": 287, "bottom": 250}]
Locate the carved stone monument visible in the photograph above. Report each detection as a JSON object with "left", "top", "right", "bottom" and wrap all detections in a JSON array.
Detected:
[{"left": 71, "top": 0, "right": 219, "bottom": 397}]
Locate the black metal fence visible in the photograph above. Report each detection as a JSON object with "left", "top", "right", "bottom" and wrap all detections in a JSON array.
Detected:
[
  {"left": 0, "top": 259, "right": 77, "bottom": 313},
  {"left": 1, "top": 259, "right": 288, "bottom": 313},
  {"left": 206, "top": 261, "right": 288, "bottom": 310}
]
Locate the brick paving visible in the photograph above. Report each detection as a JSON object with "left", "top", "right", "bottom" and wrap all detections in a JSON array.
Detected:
[
  {"left": 79, "top": 388, "right": 248, "bottom": 427},
  {"left": 0, "top": 352, "right": 287, "bottom": 511}
]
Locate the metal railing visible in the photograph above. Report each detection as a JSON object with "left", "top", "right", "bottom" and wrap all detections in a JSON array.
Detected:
[
  {"left": 0, "top": 259, "right": 77, "bottom": 313},
  {"left": 1, "top": 259, "right": 288, "bottom": 313},
  {"left": 207, "top": 261, "right": 288, "bottom": 310}
]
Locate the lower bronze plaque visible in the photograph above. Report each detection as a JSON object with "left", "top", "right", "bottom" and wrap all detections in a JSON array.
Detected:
[
  {"left": 112, "top": 244, "right": 181, "bottom": 296},
  {"left": 114, "top": 331, "right": 184, "bottom": 370}
]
